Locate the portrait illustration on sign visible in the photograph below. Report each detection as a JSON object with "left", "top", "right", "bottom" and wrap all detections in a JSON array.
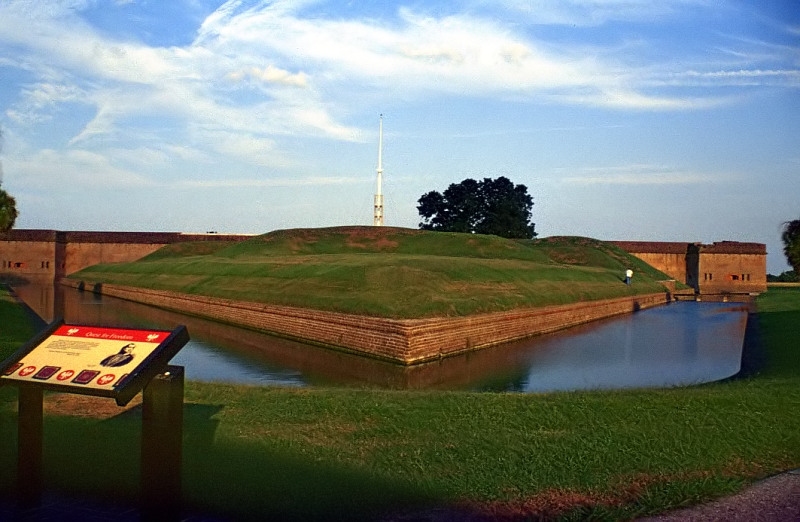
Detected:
[{"left": 100, "top": 343, "right": 136, "bottom": 367}]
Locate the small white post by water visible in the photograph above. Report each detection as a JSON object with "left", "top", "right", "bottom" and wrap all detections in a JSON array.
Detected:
[{"left": 373, "top": 115, "right": 384, "bottom": 227}]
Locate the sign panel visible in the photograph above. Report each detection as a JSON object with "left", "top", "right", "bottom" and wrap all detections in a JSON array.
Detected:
[
  {"left": 1, "top": 321, "right": 189, "bottom": 405},
  {"left": 3, "top": 325, "right": 168, "bottom": 390}
]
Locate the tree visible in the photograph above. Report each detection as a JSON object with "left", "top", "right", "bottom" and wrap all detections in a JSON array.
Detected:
[
  {"left": 0, "top": 187, "right": 17, "bottom": 232},
  {"left": 767, "top": 270, "right": 798, "bottom": 283},
  {"left": 782, "top": 219, "right": 800, "bottom": 274},
  {"left": 417, "top": 176, "right": 536, "bottom": 239}
]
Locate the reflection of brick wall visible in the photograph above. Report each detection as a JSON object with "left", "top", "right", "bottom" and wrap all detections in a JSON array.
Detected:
[{"left": 64, "top": 280, "right": 668, "bottom": 365}]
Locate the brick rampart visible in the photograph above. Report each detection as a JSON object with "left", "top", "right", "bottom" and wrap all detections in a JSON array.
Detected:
[
  {"left": 0, "top": 230, "right": 252, "bottom": 281},
  {"left": 613, "top": 240, "right": 766, "bottom": 294},
  {"left": 0, "top": 239, "right": 58, "bottom": 280},
  {"left": 63, "top": 279, "right": 669, "bottom": 365}
]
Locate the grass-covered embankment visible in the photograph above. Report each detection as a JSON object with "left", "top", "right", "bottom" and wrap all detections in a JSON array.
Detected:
[
  {"left": 72, "top": 227, "right": 673, "bottom": 318},
  {"left": 0, "top": 287, "right": 38, "bottom": 360},
  {"left": 1, "top": 287, "right": 798, "bottom": 520}
]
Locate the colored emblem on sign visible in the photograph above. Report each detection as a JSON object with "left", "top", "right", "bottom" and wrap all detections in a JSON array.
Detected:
[
  {"left": 19, "top": 366, "right": 37, "bottom": 377},
  {"left": 97, "top": 374, "right": 116, "bottom": 386},
  {"left": 3, "top": 363, "right": 22, "bottom": 376},
  {"left": 72, "top": 370, "right": 100, "bottom": 385},
  {"left": 57, "top": 369, "right": 75, "bottom": 381},
  {"left": 33, "top": 366, "right": 60, "bottom": 380},
  {"left": 113, "top": 373, "right": 129, "bottom": 388}
]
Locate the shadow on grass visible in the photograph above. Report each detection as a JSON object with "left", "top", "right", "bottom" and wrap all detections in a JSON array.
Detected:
[
  {"left": 755, "top": 309, "right": 800, "bottom": 377},
  {"left": 1, "top": 400, "right": 441, "bottom": 521},
  {"left": 179, "top": 402, "right": 440, "bottom": 520}
]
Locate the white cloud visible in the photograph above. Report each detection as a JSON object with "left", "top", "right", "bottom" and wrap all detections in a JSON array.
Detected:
[
  {"left": 1, "top": 0, "right": 752, "bottom": 168},
  {"left": 663, "top": 69, "right": 800, "bottom": 88},
  {"left": 487, "top": 0, "right": 711, "bottom": 26},
  {"left": 6, "top": 82, "right": 85, "bottom": 124},
  {"left": 0, "top": 0, "right": 795, "bottom": 204},
  {"left": 202, "top": 130, "right": 289, "bottom": 167},
  {"left": 172, "top": 175, "right": 364, "bottom": 189},
  {"left": 8, "top": 148, "right": 155, "bottom": 190},
  {"left": 560, "top": 164, "right": 717, "bottom": 185},
  {"left": 228, "top": 65, "right": 308, "bottom": 87}
]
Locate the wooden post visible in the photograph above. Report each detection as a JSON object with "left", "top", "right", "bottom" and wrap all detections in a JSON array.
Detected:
[
  {"left": 140, "top": 365, "right": 184, "bottom": 522},
  {"left": 17, "top": 384, "right": 43, "bottom": 508}
]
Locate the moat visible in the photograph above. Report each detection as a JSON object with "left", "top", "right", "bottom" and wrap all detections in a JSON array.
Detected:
[{"left": 11, "top": 284, "right": 750, "bottom": 393}]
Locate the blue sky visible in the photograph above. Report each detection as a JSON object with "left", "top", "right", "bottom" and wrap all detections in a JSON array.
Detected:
[{"left": 0, "top": 0, "right": 798, "bottom": 273}]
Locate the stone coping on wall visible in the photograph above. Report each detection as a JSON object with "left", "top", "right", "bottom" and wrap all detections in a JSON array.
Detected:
[
  {"left": 62, "top": 279, "right": 670, "bottom": 365},
  {"left": 0, "top": 229, "right": 253, "bottom": 244}
]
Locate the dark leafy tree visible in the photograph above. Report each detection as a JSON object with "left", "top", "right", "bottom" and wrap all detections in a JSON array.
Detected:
[
  {"left": 417, "top": 176, "right": 536, "bottom": 239},
  {"left": 0, "top": 187, "right": 17, "bottom": 232},
  {"left": 782, "top": 219, "right": 800, "bottom": 274},
  {"left": 767, "top": 270, "right": 798, "bottom": 283}
]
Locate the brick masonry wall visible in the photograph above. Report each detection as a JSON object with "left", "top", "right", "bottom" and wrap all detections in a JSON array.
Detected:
[
  {"left": 0, "top": 230, "right": 252, "bottom": 280},
  {"left": 63, "top": 242, "right": 167, "bottom": 275},
  {"left": 0, "top": 240, "right": 58, "bottom": 280},
  {"left": 698, "top": 253, "right": 767, "bottom": 294},
  {"left": 628, "top": 252, "right": 688, "bottom": 283},
  {"left": 63, "top": 279, "right": 669, "bottom": 365}
]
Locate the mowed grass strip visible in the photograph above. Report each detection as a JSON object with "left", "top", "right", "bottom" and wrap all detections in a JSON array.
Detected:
[
  {"left": 73, "top": 227, "right": 672, "bottom": 318},
  {"left": 0, "top": 287, "right": 798, "bottom": 520}
]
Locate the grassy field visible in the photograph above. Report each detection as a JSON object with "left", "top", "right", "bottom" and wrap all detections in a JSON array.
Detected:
[
  {"left": 72, "top": 227, "right": 674, "bottom": 318},
  {"left": 0, "top": 288, "right": 38, "bottom": 360},
  {"left": 0, "top": 286, "right": 798, "bottom": 520}
]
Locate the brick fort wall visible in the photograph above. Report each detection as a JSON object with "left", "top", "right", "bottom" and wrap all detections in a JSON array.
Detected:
[{"left": 64, "top": 279, "right": 669, "bottom": 365}]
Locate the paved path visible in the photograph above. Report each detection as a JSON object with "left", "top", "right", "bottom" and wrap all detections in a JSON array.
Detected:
[{"left": 637, "top": 469, "right": 800, "bottom": 522}]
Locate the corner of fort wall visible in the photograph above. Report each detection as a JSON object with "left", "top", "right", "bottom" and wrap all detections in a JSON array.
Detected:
[{"left": 62, "top": 279, "right": 670, "bottom": 365}]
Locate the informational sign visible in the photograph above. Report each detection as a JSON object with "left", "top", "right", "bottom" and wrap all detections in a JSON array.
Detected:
[
  {"left": 1, "top": 321, "right": 189, "bottom": 405},
  {"left": 4, "top": 325, "right": 166, "bottom": 389},
  {"left": 3, "top": 320, "right": 189, "bottom": 515}
]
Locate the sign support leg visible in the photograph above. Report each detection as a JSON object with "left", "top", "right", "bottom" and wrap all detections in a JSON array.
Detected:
[
  {"left": 17, "top": 384, "right": 43, "bottom": 508},
  {"left": 141, "top": 365, "right": 184, "bottom": 522}
]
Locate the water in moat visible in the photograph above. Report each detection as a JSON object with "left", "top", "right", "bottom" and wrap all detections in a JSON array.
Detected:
[{"left": 10, "top": 283, "right": 750, "bottom": 393}]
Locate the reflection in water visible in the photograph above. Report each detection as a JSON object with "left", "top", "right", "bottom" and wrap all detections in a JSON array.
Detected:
[
  {"left": 480, "top": 303, "right": 748, "bottom": 393},
  {"left": 11, "top": 284, "right": 749, "bottom": 393}
]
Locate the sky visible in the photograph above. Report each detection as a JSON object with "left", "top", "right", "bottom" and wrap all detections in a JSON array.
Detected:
[{"left": 0, "top": 1, "right": 798, "bottom": 274}]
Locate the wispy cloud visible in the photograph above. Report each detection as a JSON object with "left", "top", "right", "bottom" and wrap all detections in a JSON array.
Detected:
[
  {"left": 173, "top": 176, "right": 365, "bottom": 189},
  {"left": 484, "top": 0, "right": 713, "bottom": 26},
  {"left": 228, "top": 65, "right": 309, "bottom": 87},
  {"left": 660, "top": 69, "right": 800, "bottom": 88},
  {"left": 0, "top": 0, "right": 795, "bottom": 201},
  {"left": 8, "top": 148, "right": 155, "bottom": 190},
  {"left": 6, "top": 83, "right": 86, "bottom": 124},
  {"left": 560, "top": 164, "right": 718, "bottom": 186},
  {"left": 2, "top": 0, "right": 773, "bottom": 160}
]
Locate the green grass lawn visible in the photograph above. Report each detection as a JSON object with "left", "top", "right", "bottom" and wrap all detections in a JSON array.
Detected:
[
  {"left": 1, "top": 286, "right": 798, "bottom": 520},
  {"left": 72, "top": 227, "right": 675, "bottom": 318},
  {"left": 0, "top": 288, "right": 38, "bottom": 361}
]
